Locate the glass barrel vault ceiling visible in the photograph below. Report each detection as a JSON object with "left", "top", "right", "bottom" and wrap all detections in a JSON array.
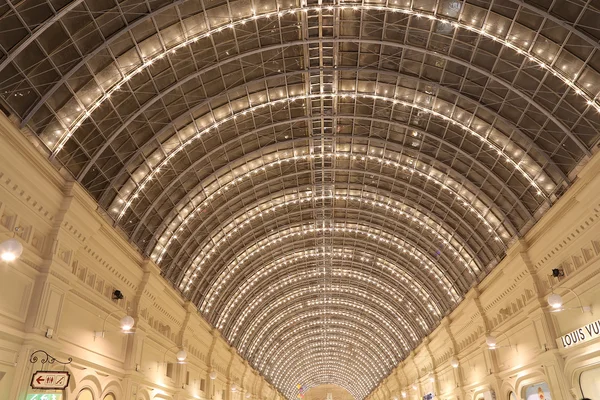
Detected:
[{"left": 1, "top": 0, "right": 600, "bottom": 396}]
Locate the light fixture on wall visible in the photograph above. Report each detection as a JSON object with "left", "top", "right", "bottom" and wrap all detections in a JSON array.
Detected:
[
  {"left": 245, "top": 393, "right": 251, "bottom": 399},
  {"left": 232, "top": 384, "right": 238, "bottom": 392},
  {"left": 210, "top": 371, "right": 218, "bottom": 380},
  {"left": 94, "top": 310, "right": 135, "bottom": 339},
  {"left": 450, "top": 357, "right": 459, "bottom": 368},
  {"left": 485, "top": 333, "right": 516, "bottom": 351},
  {"left": 411, "top": 385, "right": 417, "bottom": 390},
  {"left": 0, "top": 237, "right": 23, "bottom": 262},
  {"left": 546, "top": 288, "right": 592, "bottom": 314},
  {"left": 428, "top": 374, "right": 435, "bottom": 383},
  {"left": 401, "top": 391, "right": 407, "bottom": 398},
  {"left": 485, "top": 335, "right": 497, "bottom": 349},
  {"left": 161, "top": 346, "right": 187, "bottom": 369}
]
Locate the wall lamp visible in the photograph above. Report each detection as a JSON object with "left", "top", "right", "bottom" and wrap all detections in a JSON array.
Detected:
[
  {"left": 450, "top": 357, "right": 459, "bottom": 368},
  {"left": 210, "top": 371, "right": 218, "bottom": 380},
  {"left": 401, "top": 391, "right": 407, "bottom": 398},
  {"left": 94, "top": 310, "right": 135, "bottom": 339},
  {"left": 547, "top": 288, "right": 592, "bottom": 314},
  {"left": 0, "top": 227, "right": 24, "bottom": 262},
  {"left": 164, "top": 346, "right": 187, "bottom": 364},
  {"left": 485, "top": 333, "right": 516, "bottom": 351}
]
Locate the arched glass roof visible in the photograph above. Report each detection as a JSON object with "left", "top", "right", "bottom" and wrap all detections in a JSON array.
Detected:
[{"left": 1, "top": 0, "right": 600, "bottom": 397}]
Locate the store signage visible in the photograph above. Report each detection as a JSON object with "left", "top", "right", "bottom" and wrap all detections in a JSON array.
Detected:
[
  {"left": 560, "top": 318, "right": 600, "bottom": 348},
  {"left": 30, "top": 371, "right": 70, "bottom": 390},
  {"left": 26, "top": 394, "right": 63, "bottom": 400}
]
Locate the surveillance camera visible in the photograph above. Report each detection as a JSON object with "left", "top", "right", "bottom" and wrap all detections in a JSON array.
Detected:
[
  {"left": 551, "top": 268, "right": 564, "bottom": 278},
  {"left": 112, "top": 290, "right": 124, "bottom": 300}
]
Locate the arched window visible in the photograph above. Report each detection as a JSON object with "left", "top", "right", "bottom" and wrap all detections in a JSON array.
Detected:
[
  {"left": 508, "top": 391, "right": 517, "bottom": 400},
  {"left": 103, "top": 394, "right": 116, "bottom": 400},
  {"left": 77, "top": 388, "right": 94, "bottom": 400},
  {"left": 580, "top": 368, "right": 600, "bottom": 399}
]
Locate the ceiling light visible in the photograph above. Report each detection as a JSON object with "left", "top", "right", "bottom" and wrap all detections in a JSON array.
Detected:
[
  {"left": 450, "top": 357, "right": 459, "bottom": 368},
  {"left": 0, "top": 238, "right": 23, "bottom": 261},
  {"left": 210, "top": 371, "right": 218, "bottom": 380}
]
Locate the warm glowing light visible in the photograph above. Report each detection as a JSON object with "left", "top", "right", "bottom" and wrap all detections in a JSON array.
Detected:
[
  {"left": 120, "top": 315, "right": 135, "bottom": 331},
  {"left": 0, "top": 239, "right": 23, "bottom": 261}
]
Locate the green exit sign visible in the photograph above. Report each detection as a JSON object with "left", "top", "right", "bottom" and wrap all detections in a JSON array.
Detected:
[{"left": 26, "top": 394, "right": 63, "bottom": 400}]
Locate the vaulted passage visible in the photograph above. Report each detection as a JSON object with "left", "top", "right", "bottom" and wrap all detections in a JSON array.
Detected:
[{"left": 1, "top": 0, "right": 600, "bottom": 399}]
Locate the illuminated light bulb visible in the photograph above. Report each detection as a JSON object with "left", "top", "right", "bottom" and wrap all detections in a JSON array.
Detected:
[
  {"left": 210, "top": 371, "right": 218, "bottom": 380},
  {"left": 0, "top": 239, "right": 23, "bottom": 261},
  {"left": 547, "top": 293, "right": 563, "bottom": 309},
  {"left": 450, "top": 357, "right": 459, "bottom": 368},
  {"left": 120, "top": 315, "right": 135, "bottom": 331},
  {"left": 176, "top": 349, "right": 187, "bottom": 362},
  {"left": 486, "top": 335, "right": 497, "bottom": 348}
]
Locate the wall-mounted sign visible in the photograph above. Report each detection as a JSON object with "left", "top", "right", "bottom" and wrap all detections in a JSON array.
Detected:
[
  {"left": 30, "top": 371, "right": 70, "bottom": 390},
  {"left": 560, "top": 318, "right": 600, "bottom": 348},
  {"left": 26, "top": 394, "right": 63, "bottom": 400}
]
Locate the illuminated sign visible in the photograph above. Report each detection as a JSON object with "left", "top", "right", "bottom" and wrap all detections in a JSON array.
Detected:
[
  {"left": 26, "top": 394, "right": 63, "bottom": 400},
  {"left": 560, "top": 319, "right": 600, "bottom": 348}
]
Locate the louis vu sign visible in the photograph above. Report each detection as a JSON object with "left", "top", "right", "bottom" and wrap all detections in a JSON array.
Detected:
[{"left": 560, "top": 319, "right": 600, "bottom": 348}]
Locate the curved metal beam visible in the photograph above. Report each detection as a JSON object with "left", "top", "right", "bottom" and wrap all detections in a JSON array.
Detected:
[
  {"left": 18, "top": 0, "right": 188, "bottom": 128},
  {"left": 88, "top": 68, "right": 565, "bottom": 192},
  {"left": 181, "top": 209, "right": 476, "bottom": 303},
  {"left": 135, "top": 129, "right": 521, "bottom": 247},
  {"left": 241, "top": 301, "right": 412, "bottom": 358},
  {"left": 192, "top": 232, "right": 463, "bottom": 314},
  {"left": 256, "top": 324, "right": 398, "bottom": 369},
  {"left": 220, "top": 265, "right": 439, "bottom": 337},
  {"left": 203, "top": 245, "right": 455, "bottom": 324},
  {"left": 67, "top": 38, "right": 589, "bottom": 172},
  {"left": 168, "top": 184, "right": 494, "bottom": 281},
  {"left": 0, "top": 0, "right": 85, "bottom": 74},
  {"left": 171, "top": 190, "right": 484, "bottom": 284}
]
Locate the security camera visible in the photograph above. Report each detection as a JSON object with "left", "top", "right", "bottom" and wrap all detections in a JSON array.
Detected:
[
  {"left": 551, "top": 268, "right": 564, "bottom": 278},
  {"left": 112, "top": 290, "right": 124, "bottom": 300}
]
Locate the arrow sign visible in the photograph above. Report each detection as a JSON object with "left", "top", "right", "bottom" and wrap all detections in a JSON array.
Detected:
[{"left": 30, "top": 371, "right": 70, "bottom": 390}]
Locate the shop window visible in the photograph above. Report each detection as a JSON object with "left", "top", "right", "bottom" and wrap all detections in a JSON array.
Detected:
[
  {"left": 104, "top": 395, "right": 116, "bottom": 400},
  {"left": 77, "top": 389, "right": 94, "bottom": 400},
  {"left": 165, "top": 362, "right": 174, "bottom": 378},
  {"left": 580, "top": 368, "right": 600, "bottom": 399},
  {"left": 524, "top": 383, "right": 551, "bottom": 400}
]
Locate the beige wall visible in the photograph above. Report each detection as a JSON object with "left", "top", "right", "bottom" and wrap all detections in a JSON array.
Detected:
[
  {"left": 367, "top": 151, "right": 600, "bottom": 399},
  {"left": 0, "top": 115, "right": 283, "bottom": 400}
]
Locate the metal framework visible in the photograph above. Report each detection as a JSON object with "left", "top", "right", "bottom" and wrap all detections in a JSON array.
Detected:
[{"left": 1, "top": 0, "right": 600, "bottom": 397}]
